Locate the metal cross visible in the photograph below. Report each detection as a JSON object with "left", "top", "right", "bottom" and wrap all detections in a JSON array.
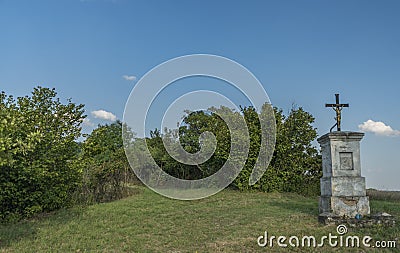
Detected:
[{"left": 325, "top": 94, "right": 349, "bottom": 132}]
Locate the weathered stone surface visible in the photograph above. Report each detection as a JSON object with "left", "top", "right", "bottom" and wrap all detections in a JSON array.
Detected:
[
  {"left": 319, "top": 196, "right": 370, "bottom": 217},
  {"left": 318, "top": 131, "right": 370, "bottom": 220},
  {"left": 318, "top": 132, "right": 364, "bottom": 177},
  {"left": 320, "top": 176, "right": 367, "bottom": 197}
]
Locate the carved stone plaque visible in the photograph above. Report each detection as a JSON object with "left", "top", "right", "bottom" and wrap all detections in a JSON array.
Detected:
[{"left": 340, "top": 152, "right": 353, "bottom": 170}]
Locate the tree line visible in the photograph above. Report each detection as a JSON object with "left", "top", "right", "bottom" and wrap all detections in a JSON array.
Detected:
[
  {"left": 0, "top": 87, "right": 321, "bottom": 222},
  {"left": 146, "top": 105, "right": 321, "bottom": 193}
]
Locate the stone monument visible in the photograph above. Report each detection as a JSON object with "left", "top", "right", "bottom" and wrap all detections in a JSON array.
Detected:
[{"left": 318, "top": 94, "right": 370, "bottom": 223}]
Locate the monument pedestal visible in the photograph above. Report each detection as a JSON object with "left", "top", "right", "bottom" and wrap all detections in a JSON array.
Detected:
[{"left": 317, "top": 132, "right": 370, "bottom": 219}]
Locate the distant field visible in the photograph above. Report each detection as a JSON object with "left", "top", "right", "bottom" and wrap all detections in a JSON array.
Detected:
[
  {"left": 367, "top": 189, "right": 400, "bottom": 202},
  {"left": 1, "top": 186, "right": 399, "bottom": 252}
]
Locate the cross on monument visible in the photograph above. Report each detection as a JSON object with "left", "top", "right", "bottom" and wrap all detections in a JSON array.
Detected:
[{"left": 325, "top": 94, "right": 349, "bottom": 132}]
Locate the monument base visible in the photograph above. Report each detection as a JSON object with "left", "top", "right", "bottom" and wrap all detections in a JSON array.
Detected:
[
  {"left": 318, "top": 212, "right": 396, "bottom": 227},
  {"left": 319, "top": 196, "right": 370, "bottom": 218}
]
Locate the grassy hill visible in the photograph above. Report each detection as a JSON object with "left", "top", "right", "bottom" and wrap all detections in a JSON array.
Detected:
[{"left": 1, "top": 186, "right": 399, "bottom": 252}]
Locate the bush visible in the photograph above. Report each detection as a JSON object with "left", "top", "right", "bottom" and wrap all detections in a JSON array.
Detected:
[
  {"left": 0, "top": 87, "right": 84, "bottom": 221},
  {"left": 74, "top": 121, "right": 138, "bottom": 204}
]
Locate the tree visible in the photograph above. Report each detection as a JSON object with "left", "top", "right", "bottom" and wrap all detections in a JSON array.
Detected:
[
  {"left": 78, "top": 121, "right": 137, "bottom": 203},
  {"left": 239, "top": 106, "right": 322, "bottom": 194},
  {"left": 146, "top": 110, "right": 233, "bottom": 181},
  {"left": 0, "top": 87, "right": 85, "bottom": 221},
  {"left": 146, "top": 104, "right": 322, "bottom": 195}
]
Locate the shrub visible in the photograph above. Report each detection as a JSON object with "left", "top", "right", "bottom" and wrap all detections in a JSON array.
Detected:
[{"left": 0, "top": 87, "right": 84, "bottom": 221}]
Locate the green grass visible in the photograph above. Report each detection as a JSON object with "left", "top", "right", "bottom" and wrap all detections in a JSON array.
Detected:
[{"left": 1, "top": 186, "right": 399, "bottom": 252}]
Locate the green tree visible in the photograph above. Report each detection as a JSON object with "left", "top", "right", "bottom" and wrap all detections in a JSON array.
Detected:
[
  {"left": 146, "top": 110, "right": 233, "bottom": 181},
  {"left": 239, "top": 106, "right": 322, "bottom": 195},
  {"left": 146, "top": 104, "right": 321, "bottom": 195},
  {"left": 78, "top": 121, "right": 137, "bottom": 203},
  {"left": 0, "top": 87, "right": 85, "bottom": 221},
  {"left": 178, "top": 110, "right": 231, "bottom": 179}
]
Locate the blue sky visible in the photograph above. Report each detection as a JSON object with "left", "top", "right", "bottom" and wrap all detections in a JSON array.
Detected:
[{"left": 1, "top": 0, "right": 399, "bottom": 190}]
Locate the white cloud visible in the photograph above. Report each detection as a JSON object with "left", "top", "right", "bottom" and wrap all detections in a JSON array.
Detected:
[
  {"left": 123, "top": 75, "right": 137, "bottom": 81},
  {"left": 91, "top": 110, "right": 117, "bottom": 121},
  {"left": 358, "top": 119, "right": 400, "bottom": 136},
  {"left": 82, "top": 118, "right": 94, "bottom": 127}
]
